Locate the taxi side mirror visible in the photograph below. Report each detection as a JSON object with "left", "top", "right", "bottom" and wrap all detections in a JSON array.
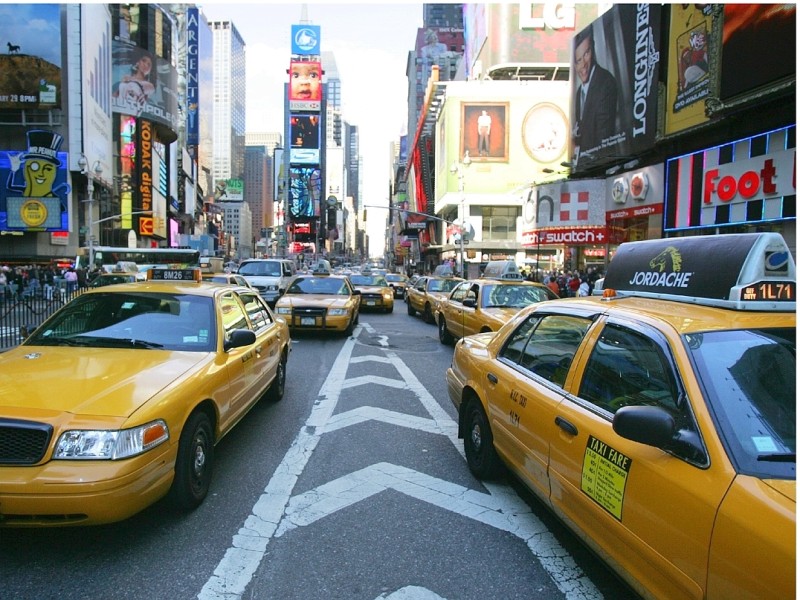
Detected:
[
  {"left": 613, "top": 405, "right": 706, "bottom": 462},
  {"left": 224, "top": 328, "right": 256, "bottom": 352},
  {"left": 612, "top": 405, "right": 675, "bottom": 448},
  {"left": 462, "top": 298, "right": 477, "bottom": 308}
]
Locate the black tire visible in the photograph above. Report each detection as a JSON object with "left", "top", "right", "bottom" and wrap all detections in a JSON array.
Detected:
[
  {"left": 168, "top": 411, "right": 214, "bottom": 511},
  {"left": 345, "top": 316, "right": 355, "bottom": 336},
  {"left": 438, "top": 316, "right": 453, "bottom": 345},
  {"left": 265, "top": 354, "right": 286, "bottom": 402},
  {"left": 407, "top": 301, "right": 416, "bottom": 316},
  {"left": 423, "top": 303, "right": 434, "bottom": 324},
  {"left": 463, "top": 398, "right": 502, "bottom": 479},
  {"left": 385, "top": 303, "right": 394, "bottom": 314}
]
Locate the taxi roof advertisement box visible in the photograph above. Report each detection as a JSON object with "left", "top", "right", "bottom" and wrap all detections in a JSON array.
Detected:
[
  {"left": 603, "top": 233, "right": 795, "bottom": 309},
  {"left": 570, "top": 5, "right": 662, "bottom": 174}
]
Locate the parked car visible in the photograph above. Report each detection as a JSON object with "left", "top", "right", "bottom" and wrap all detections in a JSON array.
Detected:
[
  {"left": 446, "top": 233, "right": 795, "bottom": 599},
  {"left": 0, "top": 268, "right": 291, "bottom": 526},
  {"left": 274, "top": 274, "right": 361, "bottom": 335}
]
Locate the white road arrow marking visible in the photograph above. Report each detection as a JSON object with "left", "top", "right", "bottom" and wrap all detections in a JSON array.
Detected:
[
  {"left": 375, "top": 586, "right": 447, "bottom": 600},
  {"left": 199, "top": 325, "right": 601, "bottom": 600}
]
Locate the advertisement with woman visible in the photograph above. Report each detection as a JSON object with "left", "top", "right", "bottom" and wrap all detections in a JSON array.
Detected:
[{"left": 112, "top": 41, "right": 179, "bottom": 131}]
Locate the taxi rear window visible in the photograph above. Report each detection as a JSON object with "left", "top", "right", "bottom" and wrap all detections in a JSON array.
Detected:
[{"left": 686, "top": 327, "right": 795, "bottom": 479}]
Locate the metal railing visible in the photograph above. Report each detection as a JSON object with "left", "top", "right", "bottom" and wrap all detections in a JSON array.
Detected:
[{"left": 0, "top": 285, "right": 83, "bottom": 351}]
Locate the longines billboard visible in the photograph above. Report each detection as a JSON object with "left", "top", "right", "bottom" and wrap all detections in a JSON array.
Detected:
[{"left": 569, "top": 4, "right": 662, "bottom": 174}]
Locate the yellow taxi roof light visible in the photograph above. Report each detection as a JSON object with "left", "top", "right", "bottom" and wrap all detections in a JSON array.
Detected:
[
  {"left": 602, "top": 232, "right": 795, "bottom": 311},
  {"left": 146, "top": 267, "right": 202, "bottom": 282}
]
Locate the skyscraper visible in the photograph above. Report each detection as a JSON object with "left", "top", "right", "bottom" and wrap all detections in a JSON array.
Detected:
[{"left": 210, "top": 20, "right": 246, "bottom": 185}]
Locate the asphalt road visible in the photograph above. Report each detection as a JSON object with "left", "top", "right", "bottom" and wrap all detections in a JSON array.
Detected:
[{"left": 0, "top": 307, "right": 640, "bottom": 600}]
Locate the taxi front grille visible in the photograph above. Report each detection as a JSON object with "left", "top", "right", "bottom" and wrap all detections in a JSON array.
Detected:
[
  {"left": 0, "top": 419, "right": 53, "bottom": 465},
  {"left": 360, "top": 293, "right": 383, "bottom": 303},
  {"left": 292, "top": 307, "right": 327, "bottom": 318}
]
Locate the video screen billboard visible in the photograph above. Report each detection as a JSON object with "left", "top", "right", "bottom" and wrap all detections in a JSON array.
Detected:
[
  {"left": 288, "top": 60, "right": 322, "bottom": 112},
  {"left": 720, "top": 4, "right": 796, "bottom": 101},
  {"left": 290, "top": 114, "right": 321, "bottom": 164},
  {"left": 0, "top": 3, "right": 62, "bottom": 110},
  {"left": 289, "top": 167, "right": 321, "bottom": 218}
]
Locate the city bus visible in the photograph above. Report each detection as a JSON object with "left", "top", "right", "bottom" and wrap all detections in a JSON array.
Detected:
[{"left": 75, "top": 246, "right": 202, "bottom": 274}]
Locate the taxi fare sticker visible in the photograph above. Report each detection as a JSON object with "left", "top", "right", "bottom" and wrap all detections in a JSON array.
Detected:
[{"left": 581, "top": 435, "right": 632, "bottom": 521}]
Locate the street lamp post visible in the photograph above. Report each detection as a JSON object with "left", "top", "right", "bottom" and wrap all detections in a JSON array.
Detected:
[
  {"left": 449, "top": 152, "right": 471, "bottom": 278},
  {"left": 78, "top": 154, "right": 103, "bottom": 270}
]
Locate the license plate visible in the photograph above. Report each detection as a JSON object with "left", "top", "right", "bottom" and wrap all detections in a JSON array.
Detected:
[
  {"left": 301, "top": 317, "right": 315, "bottom": 325},
  {"left": 365, "top": 301, "right": 376, "bottom": 306}
]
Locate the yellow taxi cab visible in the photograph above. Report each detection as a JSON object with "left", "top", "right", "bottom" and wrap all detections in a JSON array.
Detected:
[
  {"left": 436, "top": 263, "right": 558, "bottom": 344},
  {"left": 274, "top": 273, "right": 360, "bottom": 335},
  {"left": 0, "top": 268, "right": 291, "bottom": 527},
  {"left": 385, "top": 273, "right": 410, "bottom": 299},
  {"left": 406, "top": 268, "right": 463, "bottom": 324},
  {"left": 446, "top": 233, "right": 795, "bottom": 600},
  {"left": 201, "top": 271, "right": 255, "bottom": 289},
  {"left": 348, "top": 273, "right": 394, "bottom": 313}
]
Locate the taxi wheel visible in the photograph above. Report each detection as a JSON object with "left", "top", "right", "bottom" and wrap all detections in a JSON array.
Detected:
[
  {"left": 407, "top": 302, "right": 416, "bottom": 316},
  {"left": 266, "top": 354, "right": 287, "bottom": 402},
  {"left": 345, "top": 315, "right": 356, "bottom": 336},
  {"left": 438, "top": 317, "right": 453, "bottom": 345},
  {"left": 385, "top": 304, "right": 393, "bottom": 314},
  {"left": 169, "top": 411, "right": 214, "bottom": 510},
  {"left": 463, "top": 398, "right": 502, "bottom": 480},
  {"left": 423, "top": 304, "right": 434, "bottom": 324}
]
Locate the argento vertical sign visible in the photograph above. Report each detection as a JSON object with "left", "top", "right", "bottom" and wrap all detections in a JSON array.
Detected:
[
  {"left": 139, "top": 119, "right": 153, "bottom": 226},
  {"left": 186, "top": 8, "right": 199, "bottom": 146}
]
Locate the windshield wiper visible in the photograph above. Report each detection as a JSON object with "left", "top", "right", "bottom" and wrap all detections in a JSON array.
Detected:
[{"left": 757, "top": 453, "right": 796, "bottom": 462}]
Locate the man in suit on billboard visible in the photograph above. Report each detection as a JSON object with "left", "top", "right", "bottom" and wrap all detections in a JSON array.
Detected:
[{"left": 572, "top": 27, "right": 618, "bottom": 159}]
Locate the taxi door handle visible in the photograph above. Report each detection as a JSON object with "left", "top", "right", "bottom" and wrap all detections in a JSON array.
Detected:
[
  {"left": 555, "top": 416, "right": 578, "bottom": 436},
  {"left": 487, "top": 373, "right": 498, "bottom": 384}
]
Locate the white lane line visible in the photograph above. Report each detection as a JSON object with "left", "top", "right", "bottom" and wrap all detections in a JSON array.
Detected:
[{"left": 198, "top": 330, "right": 358, "bottom": 600}]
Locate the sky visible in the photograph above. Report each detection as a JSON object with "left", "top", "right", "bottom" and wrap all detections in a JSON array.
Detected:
[{"left": 200, "top": 2, "right": 425, "bottom": 258}]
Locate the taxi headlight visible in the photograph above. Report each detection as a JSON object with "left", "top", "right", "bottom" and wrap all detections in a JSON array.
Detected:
[
  {"left": 275, "top": 307, "right": 292, "bottom": 315},
  {"left": 54, "top": 420, "right": 169, "bottom": 460},
  {"left": 328, "top": 308, "right": 348, "bottom": 316}
]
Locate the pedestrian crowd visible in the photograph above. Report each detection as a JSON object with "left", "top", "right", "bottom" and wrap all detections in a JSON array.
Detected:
[
  {"left": 530, "top": 267, "right": 603, "bottom": 298},
  {"left": 0, "top": 264, "right": 101, "bottom": 301}
]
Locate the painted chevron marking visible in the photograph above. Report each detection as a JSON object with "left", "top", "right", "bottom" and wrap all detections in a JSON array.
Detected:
[{"left": 200, "top": 325, "right": 601, "bottom": 600}]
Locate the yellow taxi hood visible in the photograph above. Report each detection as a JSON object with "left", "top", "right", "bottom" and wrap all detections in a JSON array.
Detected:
[
  {"left": 354, "top": 285, "right": 386, "bottom": 294},
  {"left": 762, "top": 478, "right": 796, "bottom": 503},
  {"left": 283, "top": 294, "right": 351, "bottom": 307},
  {"left": 0, "top": 347, "right": 209, "bottom": 417}
]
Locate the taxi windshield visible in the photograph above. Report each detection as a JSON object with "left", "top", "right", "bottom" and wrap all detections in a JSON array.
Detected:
[
  {"left": 686, "top": 327, "right": 795, "bottom": 479},
  {"left": 483, "top": 284, "right": 555, "bottom": 308},
  {"left": 287, "top": 277, "right": 348, "bottom": 295},
  {"left": 428, "top": 279, "right": 460, "bottom": 293},
  {"left": 24, "top": 292, "right": 217, "bottom": 352}
]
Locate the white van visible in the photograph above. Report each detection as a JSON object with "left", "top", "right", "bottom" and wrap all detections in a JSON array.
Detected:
[{"left": 237, "top": 258, "right": 296, "bottom": 306}]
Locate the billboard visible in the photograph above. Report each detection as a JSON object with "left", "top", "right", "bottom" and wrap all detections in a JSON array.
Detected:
[
  {"left": 289, "top": 167, "right": 321, "bottom": 218},
  {"left": 664, "top": 125, "right": 796, "bottom": 232},
  {"left": 290, "top": 114, "right": 321, "bottom": 164},
  {"left": 460, "top": 102, "right": 508, "bottom": 162},
  {"left": 112, "top": 40, "right": 180, "bottom": 131},
  {"left": 0, "top": 130, "right": 70, "bottom": 232},
  {"left": 291, "top": 24, "right": 321, "bottom": 56},
  {"left": 186, "top": 8, "right": 200, "bottom": 146},
  {"left": 569, "top": 5, "right": 662, "bottom": 173},
  {"left": 0, "top": 3, "right": 62, "bottom": 110},
  {"left": 288, "top": 60, "right": 322, "bottom": 112},
  {"left": 664, "top": 5, "right": 714, "bottom": 135},
  {"left": 81, "top": 4, "right": 113, "bottom": 184},
  {"left": 720, "top": 4, "right": 796, "bottom": 101}
]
